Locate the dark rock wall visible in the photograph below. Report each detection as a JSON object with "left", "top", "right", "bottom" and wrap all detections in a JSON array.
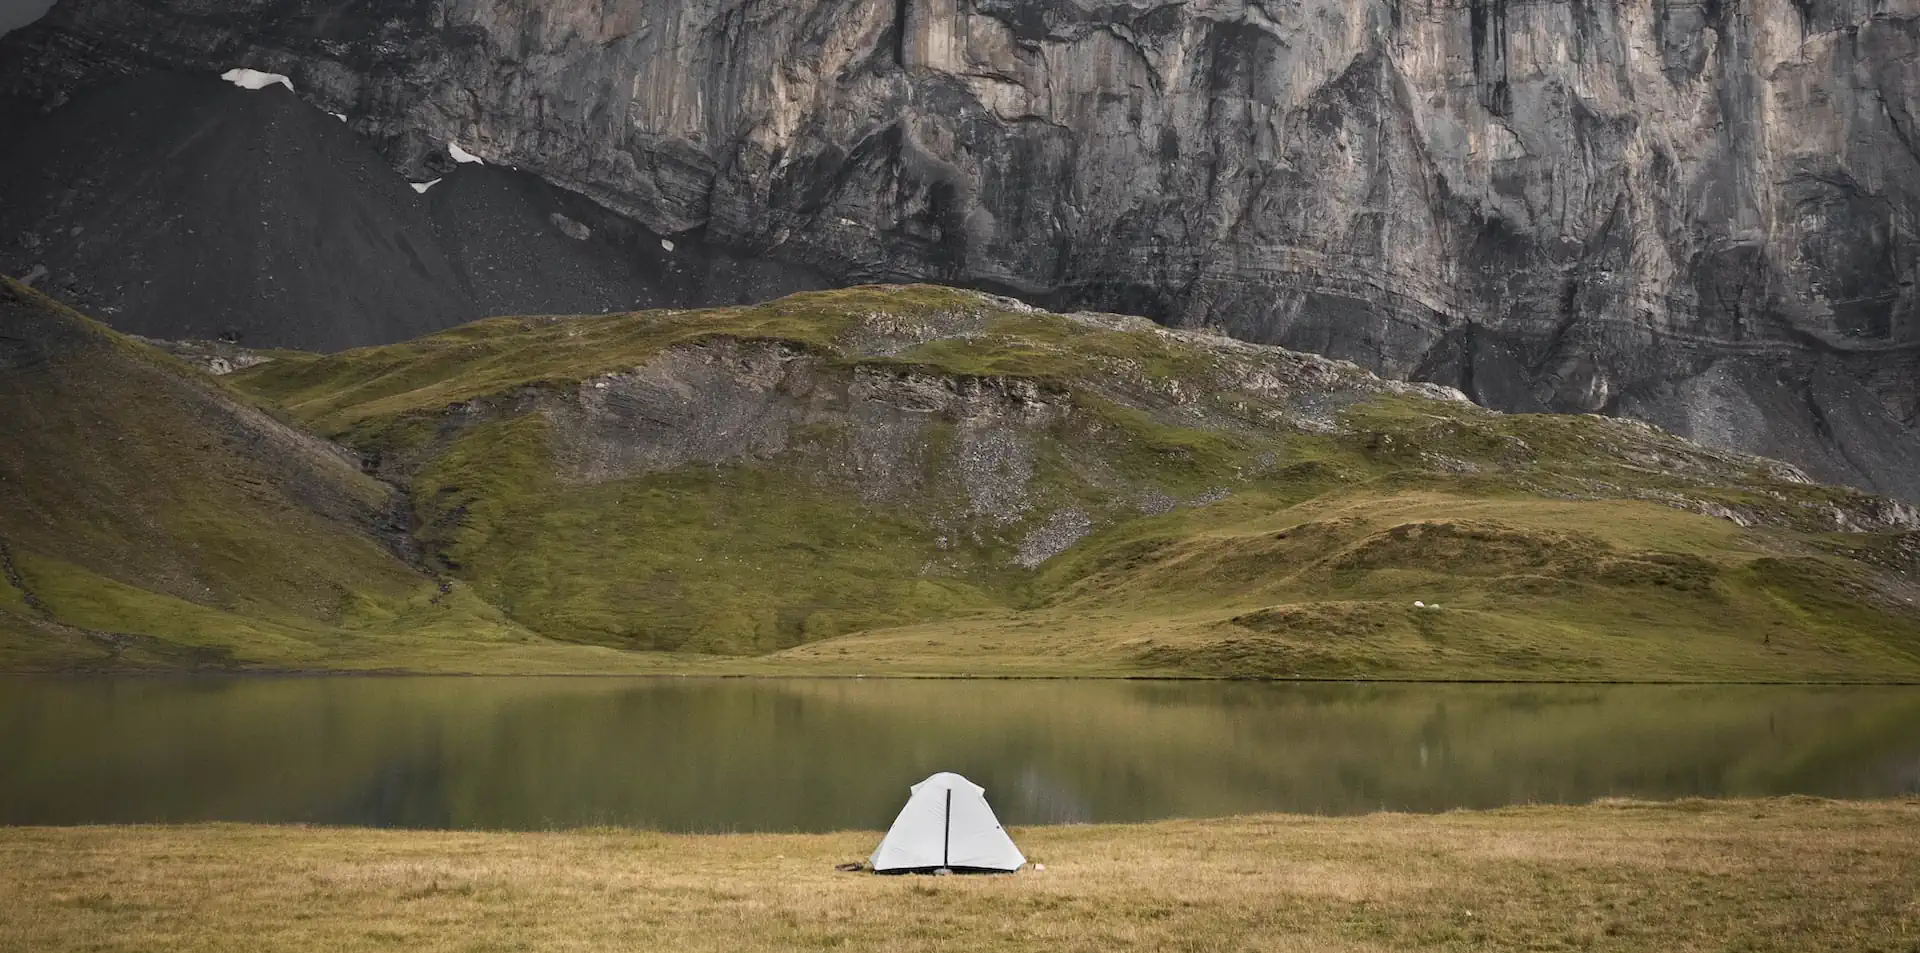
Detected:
[
  {"left": 3, "top": 0, "right": 1918, "bottom": 497},
  {"left": 0, "top": 71, "right": 823, "bottom": 350}
]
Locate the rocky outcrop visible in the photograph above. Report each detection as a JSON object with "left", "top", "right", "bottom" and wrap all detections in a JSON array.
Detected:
[
  {"left": 3, "top": 0, "right": 1918, "bottom": 498},
  {"left": 372, "top": 297, "right": 1465, "bottom": 557}
]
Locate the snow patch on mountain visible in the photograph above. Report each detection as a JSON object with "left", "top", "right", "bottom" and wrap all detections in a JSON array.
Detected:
[
  {"left": 448, "top": 142, "right": 485, "bottom": 165},
  {"left": 220, "top": 68, "right": 292, "bottom": 92}
]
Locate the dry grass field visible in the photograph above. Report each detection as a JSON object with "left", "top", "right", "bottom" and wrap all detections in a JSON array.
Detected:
[{"left": 3, "top": 798, "right": 1916, "bottom": 952}]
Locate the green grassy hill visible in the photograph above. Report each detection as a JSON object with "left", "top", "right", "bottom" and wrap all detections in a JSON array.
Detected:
[
  {"left": 0, "top": 278, "right": 664, "bottom": 673},
  {"left": 7, "top": 277, "right": 1920, "bottom": 679}
]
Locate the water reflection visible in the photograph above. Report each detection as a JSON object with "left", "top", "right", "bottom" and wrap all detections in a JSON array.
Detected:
[{"left": 0, "top": 678, "right": 1916, "bottom": 831}]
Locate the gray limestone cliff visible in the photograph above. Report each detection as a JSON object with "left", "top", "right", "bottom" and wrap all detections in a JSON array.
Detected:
[{"left": 3, "top": 0, "right": 1918, "bottom": 499}]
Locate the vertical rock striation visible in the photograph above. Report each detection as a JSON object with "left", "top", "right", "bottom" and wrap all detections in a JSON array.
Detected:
[{"left": 3, "top": 0, "right": 1918, "bottom": 497}]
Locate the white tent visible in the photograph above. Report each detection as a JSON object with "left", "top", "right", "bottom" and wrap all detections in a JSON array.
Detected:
[{"left": 870, "top": 772, "right": 1025, "bottom": 874}]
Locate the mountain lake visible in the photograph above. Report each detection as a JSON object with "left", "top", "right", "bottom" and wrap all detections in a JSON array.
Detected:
[{"left": 2, "top": 678, "right": 1916, "bottom": 831}]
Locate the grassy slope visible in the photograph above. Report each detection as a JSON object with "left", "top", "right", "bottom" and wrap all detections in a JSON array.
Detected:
[
  {"left": 0, "top": 278, "right": 682, "bottom": 673},
  {"left": 759, "top": 493, "right": 1920, "bottom": 681},
  {"left": 230, "top": 286, "right": 1305, "bottom": 654},
  {"left": 216, "top": 286, "right": 1920, "bottom": 680},
  {"left": 3, "top": 799, "right": 1915, "bottom": 952},
  {"left": 9, "top": 278, "right": 1920, "bottom": 677},
  {"left": 412, "top": 424, "right": 1006, "bottom": 654}
]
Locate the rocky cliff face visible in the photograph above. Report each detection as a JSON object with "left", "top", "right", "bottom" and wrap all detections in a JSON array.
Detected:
[
  {"left": 3, "top": 0, "right": 1919, "bottom": 498},
  {"left": 0, "top": 71, "right": 825, "bottom": 351}
]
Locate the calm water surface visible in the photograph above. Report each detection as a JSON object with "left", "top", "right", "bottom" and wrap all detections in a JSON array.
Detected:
[{"left": 2, "top": 678, "right": 1916, "bottom": 831}]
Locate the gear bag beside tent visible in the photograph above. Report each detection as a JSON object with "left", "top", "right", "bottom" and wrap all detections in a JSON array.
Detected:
[{"left": 870, "top": 772, "right": 1025, "bottom": 874}]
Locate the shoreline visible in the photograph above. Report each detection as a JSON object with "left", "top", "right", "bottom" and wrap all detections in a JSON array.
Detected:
[
  {"left": 7, "top": 668, "right": 1920, "bottom": 686},
  {"left": 11, "top": 660, "right": 1920, "bottom": 684},
  {"left": 6, "top": 793, "right": 1917, "bottom": 835}
]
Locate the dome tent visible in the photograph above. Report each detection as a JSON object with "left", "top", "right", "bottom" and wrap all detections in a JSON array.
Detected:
[{"left": 870, "top": 772, "right": 1025, "bottom": 874}]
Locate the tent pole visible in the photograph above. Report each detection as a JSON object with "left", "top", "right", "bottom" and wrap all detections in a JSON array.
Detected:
[{"left": 943, "top": 788, "right": 952, "bottom": 869}]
